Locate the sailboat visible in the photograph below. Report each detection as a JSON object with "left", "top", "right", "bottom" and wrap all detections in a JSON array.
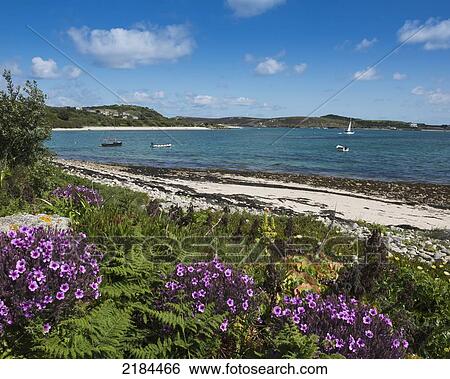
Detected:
[{"left": 342, "top": 119, "right": 355, "bottom": 135}]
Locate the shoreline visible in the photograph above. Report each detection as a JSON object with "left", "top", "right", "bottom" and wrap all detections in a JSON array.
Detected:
[
  {"left": 50, "top": 125, "right": 449, "bottom": 132},
  {"left": 54, "top": 158, "right": 450, "bottom": 230},
  {"left": 52, "top": 126, "right": 242, "bottom": 131}
]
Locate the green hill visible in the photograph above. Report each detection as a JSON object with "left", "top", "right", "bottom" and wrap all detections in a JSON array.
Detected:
[
  {"left": 47, "top": 105, "right": 193, "bottom": 128},
  {"left": 47, "top": 104, "right": 448, "bottom": 130}
]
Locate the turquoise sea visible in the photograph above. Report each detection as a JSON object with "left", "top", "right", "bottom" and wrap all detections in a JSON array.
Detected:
[{"left": 48, "top": 128, "right": 450, "bottom": 184}]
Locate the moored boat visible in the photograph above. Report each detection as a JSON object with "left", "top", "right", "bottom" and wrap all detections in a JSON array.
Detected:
[
  {"left": 336, "top": 144, "right": 350, "bottom": 152},
  {"left": 101, "top": 138, "right": 122, "bottom": 147},
  {"left": 151, "top": 143, "right": 172, "bottom": 148}
]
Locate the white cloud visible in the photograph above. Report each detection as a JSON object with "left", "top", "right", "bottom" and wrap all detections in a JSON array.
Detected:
[
  {"left": 229, "top": 96, "right": 256, "bottom": 106},
  {"left": 353, "top": 67, "right": 379, "bottom": 81},
  {"left": 191, "top": 95, "right": 217, "bottom": 106},
  {"left": 226, "top": 0, "right": 285, "bottom": 17},
  {"left": 31, "top": 57, "right": 59, "bottom": 79},
  {"left": 393, "top": 72, "right": 407, "bottom": 80},
  {"left": 68, "top": 25, "right": 195, "bottom": 68},
  {"left": 355, "top": 37, "right": 378, "bottom": 51},
  {"left": 398, "top": 18, "right": 450, "bottom": 50},
  {"left": 412, "top": 86, "right": 450, "bottom": 105},
  {"left": 64, "top": 66, "right": 82, "bottom": 79},
  {"left": 293, "top": 63, "right": 307, "bottom": 74},
  {"left": 411, "top": 86, "right": 425, "bottom": 95},
  {"left": 125, "top": 90, "right": 166, "bottom": 103},
  {"left": 255, "top": 57, "right": 285, "bottom": 75}
]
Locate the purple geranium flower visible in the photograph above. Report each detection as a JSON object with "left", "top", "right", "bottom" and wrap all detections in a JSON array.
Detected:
[
  {"left": 75, "top": 289, "right": 84, "bottom": 299},
  {"left": 28, "top": 281, "right": 38, "bottom": 292}
]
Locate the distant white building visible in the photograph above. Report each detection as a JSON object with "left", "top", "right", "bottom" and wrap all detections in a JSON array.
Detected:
[{"left": 410, "top": 122, "right": 418, "bottom": 128}]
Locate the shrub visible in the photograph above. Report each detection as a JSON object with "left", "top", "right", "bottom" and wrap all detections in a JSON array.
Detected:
[
  {"left": 0, "top": 70, "right": 50, "bottom": 183},
  {"left": 272, "top": 293, "right": 408, "bottom": 358},
  {"left": 52, "top": 184, "right": 104, "bottom": 207},
  {"left": 0, "top": 226, "right": 102, "bottom": 334},
  {"left": 161, "top": 259, "right": 260, "bottom": 332}
]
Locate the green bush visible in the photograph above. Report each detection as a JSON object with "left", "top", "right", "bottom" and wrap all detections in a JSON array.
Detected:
[{"left": 333, "top": 253, "right": 450, "bottom": 358}]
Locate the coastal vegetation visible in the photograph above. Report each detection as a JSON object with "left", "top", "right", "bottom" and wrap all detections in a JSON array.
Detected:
[
  {"left": 1, "top": 71, "right": 449, "bottom": 359},
  {"left": 47, "top": 104, "right": 194, "bottom": 129}
]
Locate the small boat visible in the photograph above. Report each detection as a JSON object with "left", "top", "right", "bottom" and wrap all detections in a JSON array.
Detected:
[
  {"left": 151, "top": 143, "right": 172, "bottom": 148},
  {"left": 336, "top": 144, "right": 350, "bottom": 152},
  {"left": 101, "top": 138, "right": 122, "bottom": 147},
  {"left": 342, "top": 119, "right": 355, "bottom": 135}
]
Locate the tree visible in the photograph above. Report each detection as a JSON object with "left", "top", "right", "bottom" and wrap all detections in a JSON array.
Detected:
[{"left": 0, "top": 70, "right": 50, "bottom": 186}]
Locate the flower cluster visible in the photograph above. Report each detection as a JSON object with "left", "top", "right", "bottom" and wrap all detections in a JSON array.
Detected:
[
  {"left": 52, "top": 185, "right": 103, "bottom": 207},
  {"left": 0, "top": 226, "right": 102, "bottom": 334},
  {"left": 163, "top": 259, "right": 259, "bottom": 332},
  {"left": 272, "top": 293, "right": 408, "bottom": 358}
]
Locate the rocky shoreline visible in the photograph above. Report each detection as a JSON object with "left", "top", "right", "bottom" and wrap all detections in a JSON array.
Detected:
[{"left": 54, "top": 159, "right": 450, "bottom": 264}]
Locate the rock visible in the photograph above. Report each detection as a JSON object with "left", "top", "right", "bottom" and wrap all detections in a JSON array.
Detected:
[
  {"left": 0, "top": 213, "right": 71, "bottom": 232},
  {"left": 434, "top": 251, "right": 446, "bottom": 261},
  {"left": 418, "top": 252, "right": 432, "bottom": 261}
]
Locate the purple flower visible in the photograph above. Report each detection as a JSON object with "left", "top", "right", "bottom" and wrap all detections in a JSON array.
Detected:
[
  {"left": 56, "top": 291, "right": 65, "bottom": 300},
  {"left": 30, "top": 249, "right": 40, "bottom": 259},
  {"left": 197, "top": 303, "right": 205, "bottom": 313},
  {"left": 272, "top": 293, "right": 406, "bottom": 358},
  {"left": 8, "top": 270, "right": 19, "bottom": 281},
  {"left": 16, "top": 259, "right": 26, "bottom": 271},
  {"left": 49, "top": 261, "right": 60, "bottom": 271},
  {"left": 220, "top": 319, "right": 229, "bottom": 332},
  {"left": 369, "top": 308, "right": 377, "bottom": 317},
  {"left": 60, "top": 263, "right": 70, "bottom": 273},
  {"left": 6, "top": 230, "right": 17, "bottom": 239},
  {"left": 273, "top": 306, "right": 282, "bottom": 317},
  {"left": 75, "top": 289, "right": 84, "bottom": 299},
  {"left": 363, "top": 316, "right": 372, "bottom": 325},
  {"left": 52, "top": 184, "right": 103, "bottom": 207},
  {"left": 0, "top": 226, "right": 102, "bottom": 333},
  {"left": 402, "top": 340, "right": 409, "bottom": 349},
  {"left": 43, "top": 323, "right": 51, "bottom": 334},
  {"left": 160, "top": 259, "right": 258, "bottom": 336},
  {"left": 28, "top": 281, "right": 38, "bottom": 292}
]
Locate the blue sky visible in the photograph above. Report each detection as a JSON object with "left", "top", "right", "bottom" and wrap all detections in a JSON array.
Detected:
[{"left": 1, "top": 0, "right": 450, "bottom": 123}]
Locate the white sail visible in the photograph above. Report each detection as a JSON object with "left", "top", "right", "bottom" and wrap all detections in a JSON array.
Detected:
[{"left": 346, "top": 120, "right": 352, "bottom": 133}]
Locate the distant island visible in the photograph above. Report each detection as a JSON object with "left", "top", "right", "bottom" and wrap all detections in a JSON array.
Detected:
[{"left": 48, "top": 104, "right": 449, "bottom": 131}]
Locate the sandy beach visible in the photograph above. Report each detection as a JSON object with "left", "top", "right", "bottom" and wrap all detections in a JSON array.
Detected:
[
  {"left": 55, "top": 159, "right": 450, "bottom": 230},
  {"left": 52, "top": 126, "right": 241, "bottom": 131}
]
